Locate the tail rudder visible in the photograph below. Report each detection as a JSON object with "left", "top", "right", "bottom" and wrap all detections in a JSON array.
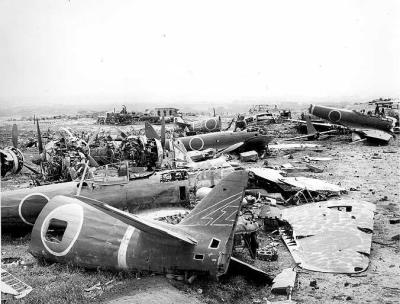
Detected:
[
  {"left": 145, "top": 122, "right": 160, "bottom": 140},
  {"left": 306, "top": 115, "right": 317, "bottom": 135},
  {"left": 179, "top": 170, "right": 248, "bottom": 277},
  {"left": 179, "top": 170, "right": 247, "bottom": 228}
]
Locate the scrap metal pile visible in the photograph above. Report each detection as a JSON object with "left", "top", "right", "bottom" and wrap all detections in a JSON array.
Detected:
[{"left": 2, "top": 102, "right": 397, "bottom": 302}]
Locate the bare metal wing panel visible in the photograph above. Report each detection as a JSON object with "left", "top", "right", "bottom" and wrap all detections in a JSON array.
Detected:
[{"left": 281, "top": 200, "right": 376, "bottom": 273}]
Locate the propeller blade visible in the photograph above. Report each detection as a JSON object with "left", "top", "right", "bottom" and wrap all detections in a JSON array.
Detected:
[
  {"left": 213, "top": 107, "right": 216, "bottom": 117},
  {"left": 36, "top": 119, "right": 43, "bottom": 154},
  {"left": 11, "top": 124, "right": 18, "bottom": 148}
]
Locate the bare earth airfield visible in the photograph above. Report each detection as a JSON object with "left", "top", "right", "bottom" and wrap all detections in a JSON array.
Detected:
[{"left": 1, "top": 103, "right": 399, "bottom": 304}]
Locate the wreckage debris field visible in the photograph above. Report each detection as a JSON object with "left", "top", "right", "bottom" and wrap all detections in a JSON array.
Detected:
[{"left": 1, "top": 117, "right": 399, "bottom": 304}]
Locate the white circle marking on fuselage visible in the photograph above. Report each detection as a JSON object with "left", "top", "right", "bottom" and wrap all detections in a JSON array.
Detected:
[{"left": 189, "top": 136, "right": 204, "bottom": 151}]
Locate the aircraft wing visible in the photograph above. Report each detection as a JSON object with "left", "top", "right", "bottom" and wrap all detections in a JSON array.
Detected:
[
  {"left": 174, "top": 117, "right": 190, "bottom": 128},
  {"left": 287, "top": 119, "right": 344, "bottom": 129},
  {"left": 355, "top": 128, "right": 393, "bottom": 142},
  {"left": 281, "top": 200, "right": 375, "bottom": 273},
  {"left": 75, "top": 195, "right": 198, "bottom": 245}
]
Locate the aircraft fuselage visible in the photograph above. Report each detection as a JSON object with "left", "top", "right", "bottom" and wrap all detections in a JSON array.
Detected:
[{"left": 309, "top": 104, "right": 394, "bottom": 132}]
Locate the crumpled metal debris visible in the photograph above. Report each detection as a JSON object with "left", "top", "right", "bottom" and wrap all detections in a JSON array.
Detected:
[
  {"left": 271, "top": 268, "right": 297, "bottom": 293},
  {"left": 257, "top": 243, "right": 278, "bottom": 261},
  {"left": 248, "top": 168, "right": 346, "bottom": 205}
]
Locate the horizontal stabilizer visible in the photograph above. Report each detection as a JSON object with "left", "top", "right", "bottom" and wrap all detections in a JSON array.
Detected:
[{"left": 75, "top": 195, "right": 198, "bottom": 245}]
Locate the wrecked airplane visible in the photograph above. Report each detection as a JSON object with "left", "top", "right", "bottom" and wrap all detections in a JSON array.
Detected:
[
  {"left": 174, "top": 116, "right": 222, "bottom": 134},
  {"left": 145, "top": 121, "right": 273, "bottom": 154},
  {"left": 1, "top": 159, "right": 234, "bottom": 232},
  {"left": 309, "top": 104, "right": 397, "bottom": 144},
  {"left": 29, "top": 171, "right": 270, "bottom": 281}
]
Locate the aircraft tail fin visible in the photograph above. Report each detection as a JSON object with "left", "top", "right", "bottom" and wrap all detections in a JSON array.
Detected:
[
  {"left": 173, "top": 139, "right": 193, "bottom": 164},
  {"left": 145, "top": 122, "right": 160, "bottom": 140},
  {"left": 179, "top": 170, "right": 247, "bottom": 227},
  {"left": 305, "top": 115, "right": 317, "bottom": 135},
  {"left": 179, "top": 170, "right": 248, "bottom": 277}
]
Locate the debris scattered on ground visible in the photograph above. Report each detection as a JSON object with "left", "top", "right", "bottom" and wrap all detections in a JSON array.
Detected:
[
  {"left": 257, "top": 244, "right": 278, "bottom": 261},
  {"left": 271, "top": 268, "right": 297, "bottom": 303},
  {"left": 240, "top": 150, "right": 259, "bottom": 162},
  {"left": 0, "top": 269, "right": 33, "bottom": 299},
  {"left": 303, "top": 155, "right": 332, "bottom": 162}
]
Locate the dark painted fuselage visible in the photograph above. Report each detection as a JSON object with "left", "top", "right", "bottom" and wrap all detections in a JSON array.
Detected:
[
  {"left": 1, "top": 166, "right": 234, "bottom": 232},
  {"left": 168, "top": 131, "right": 273, "bottom": 152},
  {"left": 1, "top": 171, "right": 190, "bottom": 231},
  {"left": 29, "top": 171, "right": 248, "bottom": 278},
  {"left": 309, "top": 104, "right": 394, "bottom": 132}
]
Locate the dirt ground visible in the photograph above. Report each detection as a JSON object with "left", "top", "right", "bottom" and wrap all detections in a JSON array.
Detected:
[{"left": 1, "top": 116, "right": 399, "bottom": 304}]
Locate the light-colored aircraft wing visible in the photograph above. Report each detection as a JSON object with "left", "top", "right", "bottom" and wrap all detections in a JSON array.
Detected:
[
  {"left": 281, "top": 199, "right": 376, "bottom": 273},
  {"left": 356, "top": 129, "right": 393, "bottom": 143}
]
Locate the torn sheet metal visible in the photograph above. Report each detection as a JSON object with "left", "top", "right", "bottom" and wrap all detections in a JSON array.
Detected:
[
  {"left": 280, "top": 163, "right": 323, "bottom": 173},
  {"left": 281, "top": 176, "right": 345, "bottom": 194},
  {"left": 280, "top": 200, "right": 376, "bottom": 273},
  {"left": 249, "top": 168, "right": 346, "bottom": 196},
  {"left": 1, "top": 269, "right": 32, "bottom": 299},
  {"left": 240, "top": 151, "right": 258, "bottom": 162},
  {"left": 271, "top": 268, "right": 297, "bottom": 293},
  {"left": 249, "top": 168, "right": 286, "bottom": 183},
  {"left": 303, "top": 156, "right": 333, "bottom": 162}
]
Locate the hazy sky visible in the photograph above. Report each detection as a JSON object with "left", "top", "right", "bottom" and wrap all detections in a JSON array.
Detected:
[{"left": 0, "top": 0, "right": 399, "bottom": 104}]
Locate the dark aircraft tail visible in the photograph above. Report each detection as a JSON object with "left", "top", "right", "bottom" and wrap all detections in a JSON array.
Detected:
[
  {"left": 305, "top": 115, "right": 318, "bottom": 136},
  {"left": 179, "top": 170, "right": 248, "bottom": 277},
  {"left": 179, "top": 170, "right": 247, "bottom": 227},
  {"left": 145, "top": 122, "right": 160, "bottom": 140}
]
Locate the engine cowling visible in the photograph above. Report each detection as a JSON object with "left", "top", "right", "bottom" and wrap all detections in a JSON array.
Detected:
[{"left": 1, "top": 147, "right": 24, "bottom": 177}]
